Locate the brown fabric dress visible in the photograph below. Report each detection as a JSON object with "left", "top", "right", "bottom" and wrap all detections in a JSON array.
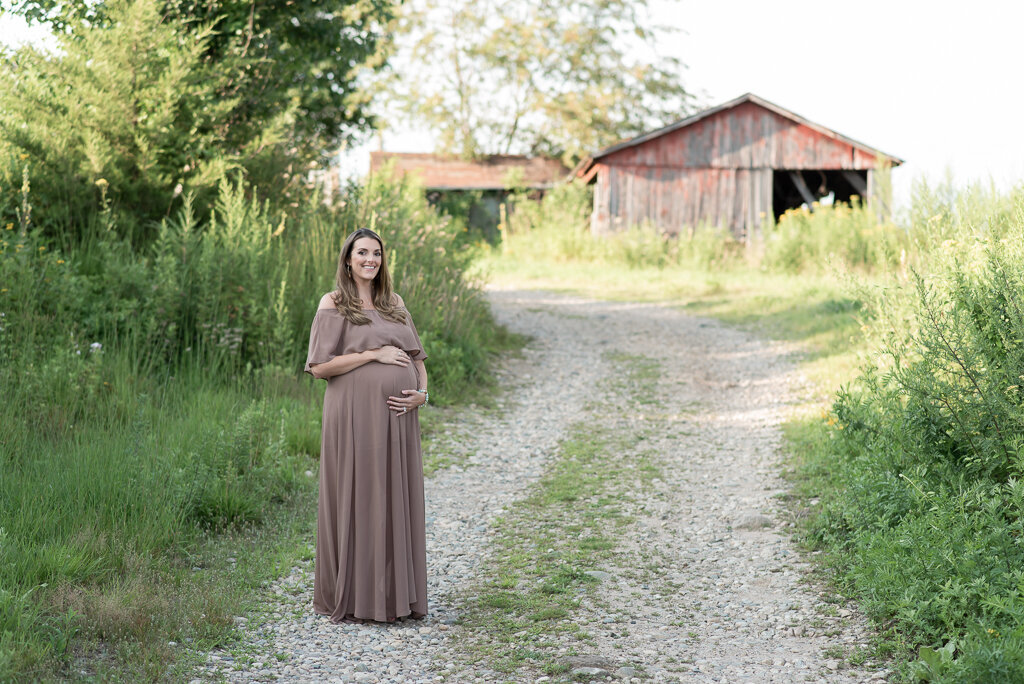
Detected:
[{"left": 304, "top": 305, "right": 428, "bottom": 623}]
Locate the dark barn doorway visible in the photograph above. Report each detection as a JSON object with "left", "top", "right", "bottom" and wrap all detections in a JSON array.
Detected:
[{"left": 771, "top": 169, "right": 869, "bottom": 221}]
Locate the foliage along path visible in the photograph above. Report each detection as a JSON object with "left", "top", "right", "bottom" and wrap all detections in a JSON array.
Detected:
[{"left": 196, "top": 289, "right": 888, "bottom": 683}]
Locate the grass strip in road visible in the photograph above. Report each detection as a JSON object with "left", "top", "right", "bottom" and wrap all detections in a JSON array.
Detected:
[{"left": 450, "top": 353, "right": 660, "bottom": 679}]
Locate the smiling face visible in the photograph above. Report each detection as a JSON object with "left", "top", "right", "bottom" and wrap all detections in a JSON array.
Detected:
[{"left": 347, "top": 236, "right": 382, "bottom": 285}]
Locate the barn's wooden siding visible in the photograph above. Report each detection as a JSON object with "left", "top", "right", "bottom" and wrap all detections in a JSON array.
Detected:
[
  {"left": 579, "top": 94, "right": 902, "bottom": 240},
  {"left": 593, "top": 165, "right": 772, "bottom": 238}
]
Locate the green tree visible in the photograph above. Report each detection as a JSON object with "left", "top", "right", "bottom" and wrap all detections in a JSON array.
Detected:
[
  {"left": 0, "top": 0, "right": 252, "bottom": 239},
  {"left": 6, "top": 0, "right": 395, "bottom": 163},
  {"left": 375, "top": 0, "right": 691, "bottom": 164},
  {"left": 0, "top": 0, "right": 394, "bottom": 241}
]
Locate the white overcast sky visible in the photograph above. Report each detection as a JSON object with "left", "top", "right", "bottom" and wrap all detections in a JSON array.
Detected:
[{"left": 3, "top": 1, "right": 1022, "bottom": 209}]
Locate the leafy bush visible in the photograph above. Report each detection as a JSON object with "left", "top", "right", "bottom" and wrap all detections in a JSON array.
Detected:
[
  {"left": 1, "top": 0, "right": 393, "bottom": 244},
  {"left": 806, "top": 195, "right": 1024, "bottom": 678}
]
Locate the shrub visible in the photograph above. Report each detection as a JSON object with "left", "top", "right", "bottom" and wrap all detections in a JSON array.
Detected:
[{"left": 808, "top": 205, "right": 1024, "bottom": 677}]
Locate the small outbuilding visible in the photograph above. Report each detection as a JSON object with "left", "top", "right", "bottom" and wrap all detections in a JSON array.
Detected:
[
  {"left": 573, "top": 93, "right": 903, "bottom": 241},
  {"left": 370, "top": 152, "right": 568, "bottom": 240}
]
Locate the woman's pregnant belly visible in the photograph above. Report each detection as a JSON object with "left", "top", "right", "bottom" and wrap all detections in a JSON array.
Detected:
[{"left": 327, "top": 361, "right": 418, "bottom": 404}]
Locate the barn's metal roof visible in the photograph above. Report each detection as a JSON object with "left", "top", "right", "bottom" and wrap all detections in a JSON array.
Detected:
[
  {"left": 370, "top": 152, "right": 568, "bottom": 191},
  {"left": 574, "top": 93, "right": 904, "bottom": 179}
]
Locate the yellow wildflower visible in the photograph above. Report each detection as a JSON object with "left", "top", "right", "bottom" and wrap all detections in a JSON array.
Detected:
[
  {"left": 38, "top": 246, "right": 46, "bottom": 251},
  {"left": 95, "top": 178, "right": 109, "bottom": 189},
  {"left": 18, "top": 153, "right": 28, "bottom": 161},
  {"left": 4, "top": 223, "right": 12, "bottom": 231},
  {"left": 57, "top": 259, "right": 65, "bottom": 265}
]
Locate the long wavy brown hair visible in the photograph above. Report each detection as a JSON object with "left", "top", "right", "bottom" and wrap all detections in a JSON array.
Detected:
[{"left": 331, "top": 228, "right": 406, "bottom": 325}]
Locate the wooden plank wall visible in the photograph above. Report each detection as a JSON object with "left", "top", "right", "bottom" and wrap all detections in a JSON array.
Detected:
[{"left": 592, "top": 164, "right": 772, "bottom": 240}]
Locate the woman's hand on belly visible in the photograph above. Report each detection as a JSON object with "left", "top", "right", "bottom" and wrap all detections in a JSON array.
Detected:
[
  {"left": 387, "top": 388, "right": 427, "bottom": 415},
  {"left": 374, "top": 345, "right": 411, "bottom": 367}
]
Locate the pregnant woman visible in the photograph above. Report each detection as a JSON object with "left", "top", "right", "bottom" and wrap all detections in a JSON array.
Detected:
[{"left": 304, "top": 228, "right": 429, "bottom": 623}]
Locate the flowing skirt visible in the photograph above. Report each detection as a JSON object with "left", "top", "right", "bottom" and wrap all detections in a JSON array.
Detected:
[{"left": 313, "top": 361, "right": 427, "bottom": 622}]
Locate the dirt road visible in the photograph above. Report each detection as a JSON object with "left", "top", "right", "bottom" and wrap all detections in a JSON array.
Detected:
[{"left": 199, "top": 289, "right": 885, "bottom": 683}]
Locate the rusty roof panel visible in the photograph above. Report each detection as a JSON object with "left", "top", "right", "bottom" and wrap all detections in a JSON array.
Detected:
[
  {"left": 575, "top": 93, "right": 902, "bottom": 178},
  {"left": 370, "top": 152, "right": 569, "bottom": 190},
  {"left": 598, "top": 100, "right": 885, "bottom": 171}
]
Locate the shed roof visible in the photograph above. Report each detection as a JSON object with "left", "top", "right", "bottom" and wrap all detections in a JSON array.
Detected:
[
  {"left": 370, "top": 151, "right": 569, "bottom": 191},
  {"left": 574, "top": 93, "right": 903, "bottom": 179}
]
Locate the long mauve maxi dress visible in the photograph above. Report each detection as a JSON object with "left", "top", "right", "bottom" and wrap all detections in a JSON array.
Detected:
[{"left": 304, "top": 304, "right": 428, "bottom": 622}]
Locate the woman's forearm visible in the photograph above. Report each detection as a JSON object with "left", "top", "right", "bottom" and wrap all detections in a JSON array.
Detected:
[{"left": 310, "top": 350, "right": 378, "bottom": 379}]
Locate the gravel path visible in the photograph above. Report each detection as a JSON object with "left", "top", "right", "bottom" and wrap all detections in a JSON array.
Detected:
[{"left": 196, "top": 289, "right": 884, "bottom": 683}]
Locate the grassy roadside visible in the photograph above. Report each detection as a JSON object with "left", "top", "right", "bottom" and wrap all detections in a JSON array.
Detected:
[
  {"left": 0, "top": 370, "right": 508, "bottom": 682},
  {"left": 0, "top": 369, "right": 322, "bottom": 681},
  {"left": 476, "top": 257, "right": 885, "bottom": 661},
  {"left": 476, "top": 185, "right": 1024, "bottom": 680}
]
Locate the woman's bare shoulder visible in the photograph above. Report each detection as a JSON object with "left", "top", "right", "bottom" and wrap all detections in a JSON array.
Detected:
[{"left": 317, "top": 292, "right": 337, "bottom": 310}]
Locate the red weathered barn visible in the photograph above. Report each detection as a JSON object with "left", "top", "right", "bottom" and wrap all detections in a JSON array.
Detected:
[{"left": 573, "top": 93, "right": 903, "bottom": 240}]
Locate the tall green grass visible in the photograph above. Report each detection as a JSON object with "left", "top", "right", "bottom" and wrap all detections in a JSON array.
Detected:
[{"left": 0, "top": 170, "right": 512, "bottom": 679}]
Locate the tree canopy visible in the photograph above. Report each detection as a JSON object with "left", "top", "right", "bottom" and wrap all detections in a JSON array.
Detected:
[
  {"left": 6, "top": 0, "right": 395, "bottom": 162},
  {"left": 1, "top": 0, "right": 395, "bottom": 239},
  {"left": 375, "top": 0, "right": 692, "bottom": 164}
]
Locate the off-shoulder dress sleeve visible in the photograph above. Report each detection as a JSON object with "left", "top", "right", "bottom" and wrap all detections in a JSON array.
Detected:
[
  {"left": 305, "top": 309, "right": 346, "bottom": 375},
  {"left": 404, "top": 310, "right": 428, "bottom": 361}
]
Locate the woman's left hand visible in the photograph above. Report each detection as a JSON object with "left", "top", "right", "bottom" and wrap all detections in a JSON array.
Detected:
[{"left": 387, "top": 389, "right": 426, "bottom": 415}]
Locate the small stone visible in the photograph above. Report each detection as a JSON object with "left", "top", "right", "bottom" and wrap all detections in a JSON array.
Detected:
[
  {"left": 354, "top": 663, "right": 370, "bottom": 672},
  {"left": 733, "top": 513, "right": 773, "bottom": 530},
  {"left": 825, "top": 660, "right": 840, "bottom": 670},
  {"left": 616, "top": 666, "right": 637, "bottom": 678},
  {"left": 572, "top": 667, "right": 610, "bottom": 678},
  {"left": 584, "top": 570, "right": 614, "bottom": 582}
]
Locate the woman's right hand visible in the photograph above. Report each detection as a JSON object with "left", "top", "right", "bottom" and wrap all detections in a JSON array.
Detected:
[{"left": 375, "top": 345, "right": 411, "bottom": 367}]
